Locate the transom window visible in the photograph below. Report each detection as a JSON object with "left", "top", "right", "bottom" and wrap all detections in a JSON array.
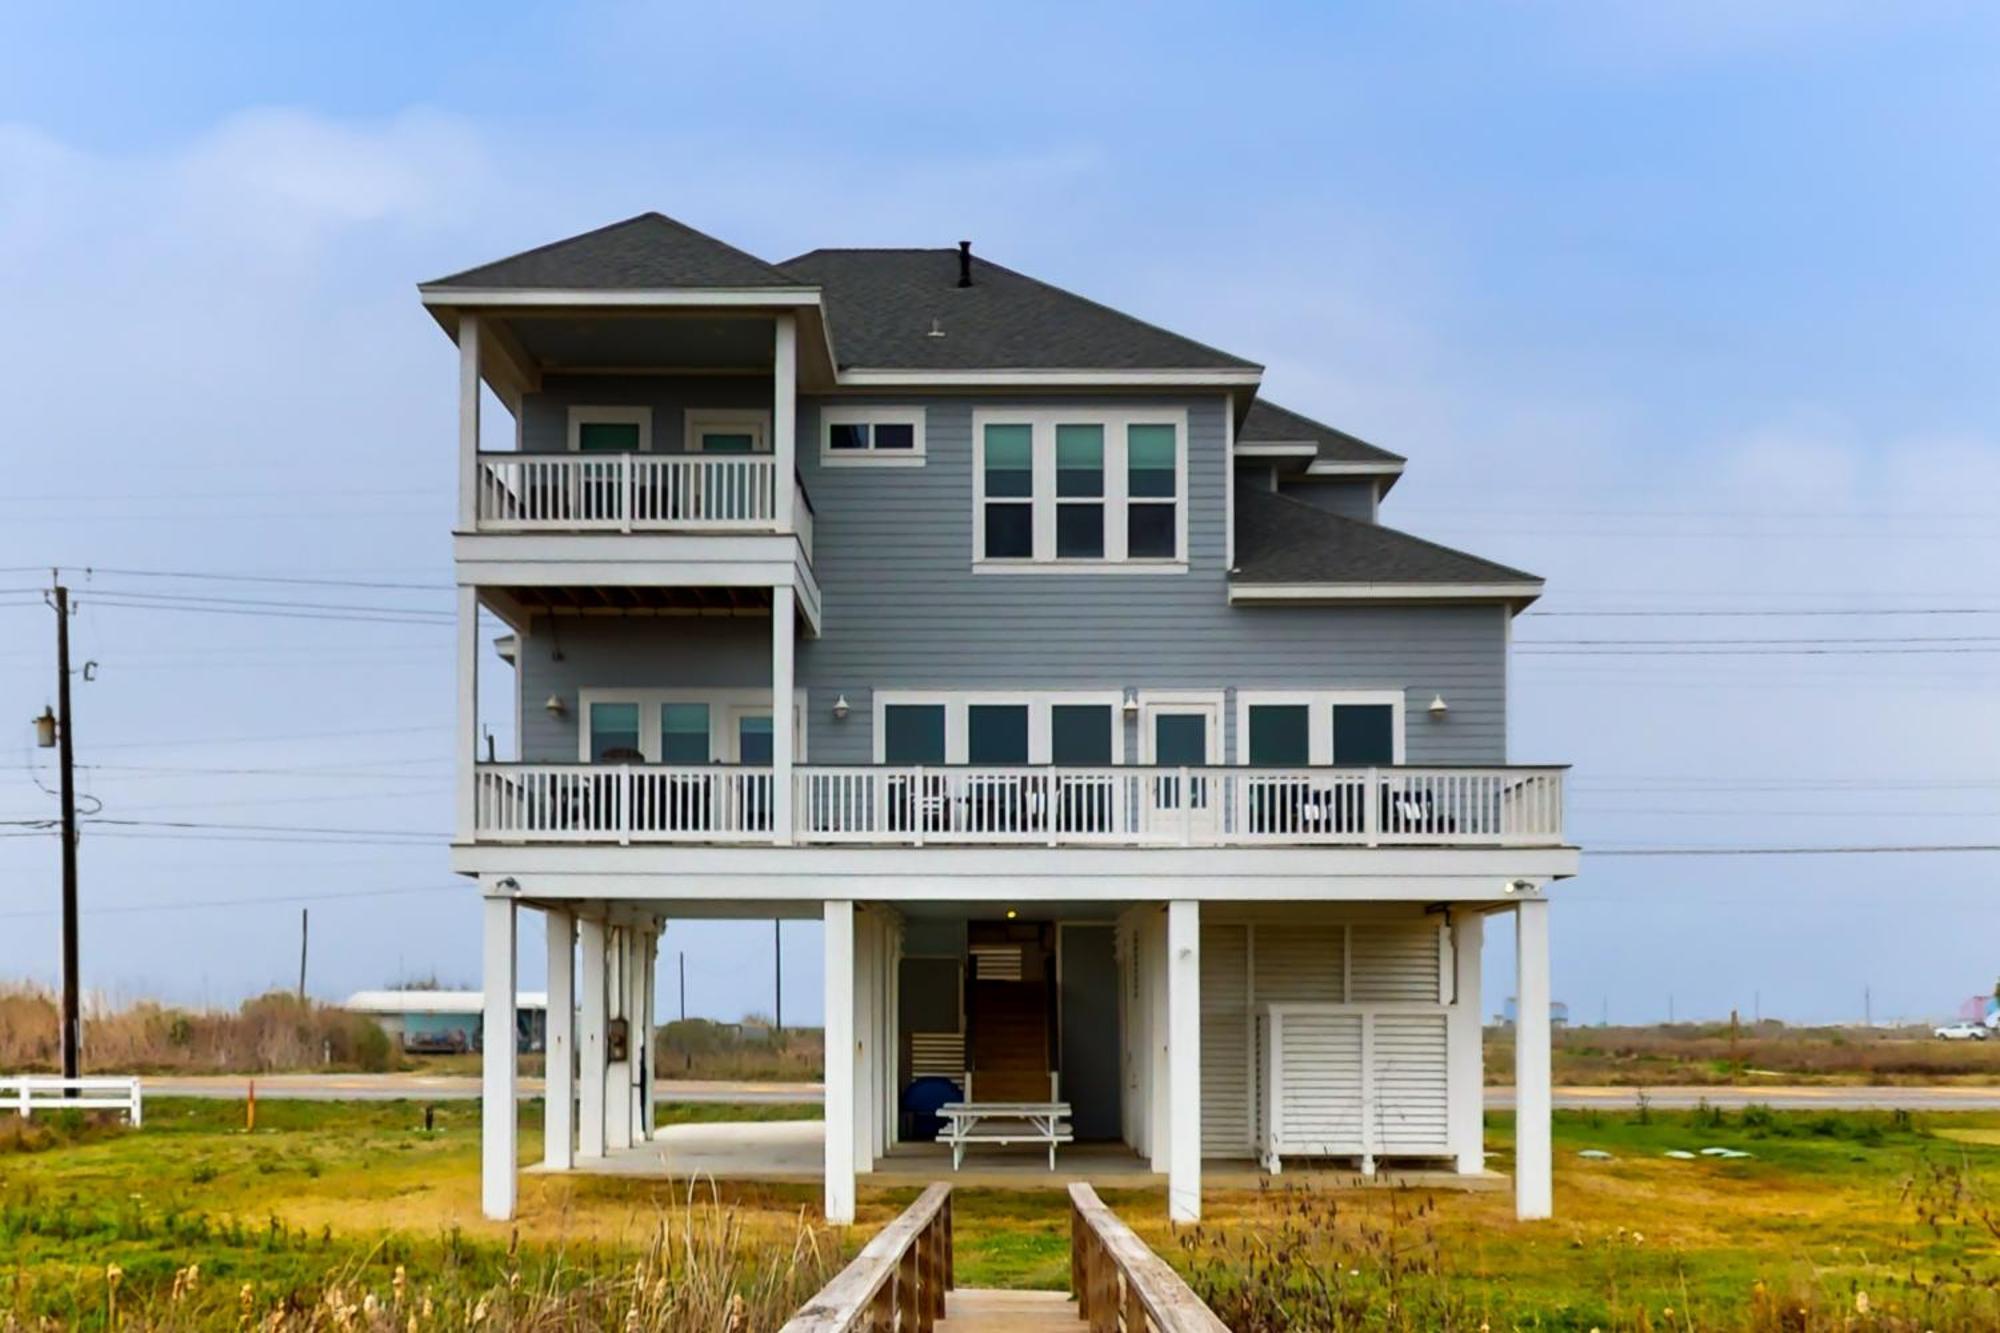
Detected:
[
  {"left": 822, "top": 406, "right": 926, "bottom": 467},
  {"left": 972, "top": 409, "right": 1188, "bottom": 568}
]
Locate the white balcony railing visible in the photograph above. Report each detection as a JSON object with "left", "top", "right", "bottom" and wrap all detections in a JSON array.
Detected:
[
  {"left": 471, "top": 764, "right": 1564, "bottom": 848},
  {"left": 474, "top": 454, "right": 779, "bottom": 532}
]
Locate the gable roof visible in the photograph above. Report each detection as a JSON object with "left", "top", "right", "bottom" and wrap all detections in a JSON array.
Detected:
[
  {"left": 424, "top": 213, "right": 807, "bottom": 291},
  {"left": 778, "top": 248, "right": 1261, "bottom": 372},
  {"left": 1233, "top": 485, "right": 1539, "bottom": 597},
  {"left": 1240, "top": 399, "right": 1404, "bottom": 466}
]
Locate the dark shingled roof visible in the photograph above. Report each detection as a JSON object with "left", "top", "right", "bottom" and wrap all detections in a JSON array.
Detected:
[
  {"left": 425, "top": 213, "right": 805, "bottom": 291},
  {"left": 1240, "top": 400, "right": 1404, "bottom": 466},
  {"left": 778, "top": 248, "right": 1261, "bottom": 372},
  {"left": 1233, "top": 486, "right": 1539, "bottom": 589}
]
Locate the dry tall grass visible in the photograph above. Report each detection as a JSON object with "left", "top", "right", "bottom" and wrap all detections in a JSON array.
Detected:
[
  {"left": 0, "top": 985, "right": 393, "bottom": 1074},
  {"left": 1488, "top": 1022, "right": 2000, "bottom": 1086}
]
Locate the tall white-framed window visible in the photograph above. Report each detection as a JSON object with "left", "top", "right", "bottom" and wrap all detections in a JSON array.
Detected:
[
  {"left": 971, "top": 408, "right": 1189, "bottom": 570},
  {"left": 577, "top": 688, "right": 807, "bottom": 762},
  {"left": 568, "top": 405, "right": 653, "bottom": 453},
  {"left": 1235, "top": 690, "right": 1405, "bottom": 766},
  {"left": 685, "top": 410, "right": 771, "bottom": 454},
  {"left": 870, "top": 691, "right": 1125, "bottom": 764},
  {"left": 821, "top": 406, "right": 926, "bottom": 467}
]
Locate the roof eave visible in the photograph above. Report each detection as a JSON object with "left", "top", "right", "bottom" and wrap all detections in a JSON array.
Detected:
[
  {"left": 1227, "top": 580, "right": 1544, "bottom": 611},
  {"left": 834, "top": 367, "right": 1264, "bottom": 387},
  {"left": 419, "top": 285, "right": 824, "bottom": 308}
]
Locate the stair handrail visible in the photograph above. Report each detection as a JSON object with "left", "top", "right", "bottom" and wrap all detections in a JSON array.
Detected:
[
  {"left": 780, "top": 1182, "right": 954, "bottom": 1332},
  {"left": 1070, "top": 1183, "right": 1227, "bottom": 1333}
]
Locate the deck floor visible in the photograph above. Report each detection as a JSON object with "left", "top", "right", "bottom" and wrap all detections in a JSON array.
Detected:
[
  {"left": 531, "top": 1120, "right": 1506, "bottom": 1193},
  {"left": 937, "top": 1289, "right": 1081, "bottom": 1330}
]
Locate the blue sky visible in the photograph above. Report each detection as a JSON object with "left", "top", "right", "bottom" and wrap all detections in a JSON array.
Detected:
[{"left": 2, "top": 2, "right": 1997, "bottom": 1026}]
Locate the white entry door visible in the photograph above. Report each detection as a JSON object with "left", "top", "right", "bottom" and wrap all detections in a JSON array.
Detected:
[{"left": 1139, "top": 700, "right": 1222, "bottom": 840}]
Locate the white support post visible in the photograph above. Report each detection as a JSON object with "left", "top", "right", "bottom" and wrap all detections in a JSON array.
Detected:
[
  {"left": 772, "top": 583, "right": 796, "bottom": 845},
  {"left": 1513, "top": 896, "right": 1553, "bottom": 1220},
  {"left": 1146, "top": 910, "right": 1168, "bottom": 1171},
  {"left": 823, "top": 899, "right": 856, "bottom": 1224},
  {"left": 774, "top": 313, "right": 797, "bottom": 531},
  {"left": 578, "top": 917, "right": 608, "bottom": 1158},
  {"left": 544, "top": 908, "right": 575, "bottom": 1171},
  {"left": 1165, "top": 899, "right": 1202, "bottom": 1223},
  {"left": 456, "top": 585, "right": 478, "bottom": 842},
  {"left": 605, "top": 927, "right": 633, "bottom": 1152},
  {"left": 458, "top": 314, "right": 481, "bottom": 530},
  {"left": 480, "top": 893, "right": 517, "bottom": 1221},
  {"left": 641, "top": 927, "right": 657, "bottom": 1140},
  {"left": 627, "top": 926, "right": 649, "bottom": 1142},
  {"left": 1448, "top": 910, "right": 1486, "bottom": 1175}
]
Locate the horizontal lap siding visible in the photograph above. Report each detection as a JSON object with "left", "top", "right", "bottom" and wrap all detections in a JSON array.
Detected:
[
  {"left": 1349, "top": 924, "right": 1446, "bottom": 1003},
  {"left": 1253, "top": 926, "right": 1345, "bottom": 1004},
  {"left": 1199, "top": 923, "right": 1251, "bottom": 1156},
  {"left": 504, "top": 390, "right": 1509, "bottom": 765}
]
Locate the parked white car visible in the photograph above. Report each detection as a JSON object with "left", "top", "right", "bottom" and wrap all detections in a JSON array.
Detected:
[{"left": 1934, "top": 1021, "right": 1989, "bottom": 1041}]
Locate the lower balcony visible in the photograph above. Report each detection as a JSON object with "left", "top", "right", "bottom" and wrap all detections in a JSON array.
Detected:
[{"left": 469, "top": 764, "right": 1565, "bottom": 849}]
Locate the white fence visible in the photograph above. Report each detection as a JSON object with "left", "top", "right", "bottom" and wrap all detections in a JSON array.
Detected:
[
  {"left": 471, "top": 764, "right": 1564, "bottom": 848},
  {"left": 475, "top": 454, "right": 780, "bottom": 532},
  {"left": 4, "top": 1076, "right": 143, "bottom": 1125}
]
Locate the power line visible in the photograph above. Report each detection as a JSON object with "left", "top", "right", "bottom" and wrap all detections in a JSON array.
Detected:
[
  {"left": 1527, "top": 607, "right": 2000, "bottom": 618},
  {"left": 82, "top": 817, "right": 444, "bottom": 839},
  {"left": 0, "top": 883, "right": 463, "bottom": 921},
  {"left": 1591, "top": 844, "right": 2000, "bottom": 857}
]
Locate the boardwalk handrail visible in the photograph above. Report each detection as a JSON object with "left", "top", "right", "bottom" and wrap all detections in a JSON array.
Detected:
[
  {"left": 780, "top": 1183, "right": 953, "bottom": 1333},
  {"left": 1070, "top": 1184, "right": 1226, "bottom": 1333},
  {"left": 3, "top": 1076, "right": 143, "bottom": 1126}
]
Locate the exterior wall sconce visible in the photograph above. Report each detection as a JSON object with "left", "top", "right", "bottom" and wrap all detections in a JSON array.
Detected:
[
  {"left": 832, "top": 695, "right": 851, "bottom": 720},
  {"left": 544, "top": 694, "right": 568, "bottom": 718},
  {"left": 32, "top": 707, "right": 57, "bottom": 748},
  {"left": 1121, "top": 687, "right": 1139, "bottom": 716},
  {"left": 1428, "top": 694, "right": 1449, "bottom": 719}
]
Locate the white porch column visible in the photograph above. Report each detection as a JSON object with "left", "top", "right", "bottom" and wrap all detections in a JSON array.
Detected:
[
  {"left": 627, "top": 925, "right": 650, "bottom": 1141},
  {"left": 1145, "top": 910, "right": 1168, "bottom": 1171},
  {"left": 774, "top": 312, "right": 797, "bottom": 531},
  {"left": 543, "top": 908, "right": 575, "bottom": 1170},
  {"left": 1448, "top": 909, "right": 1486, "bottom": 1175},
  {"left": 457, "top": 314, "right": 481, "bottom": 530},
  {"left": 578, "top": 917, "right": 608, "bottom": 1158},
  {"left": 605, "top": 927, "right": 634, "bottom": 1152},
  {"left": 1165, "top": 899, "right": 1202, "bottom": 1223},
  {"left": 455, "top": 585, "right": 478, "bottom": 842},
  {"left": 772, "top": 583, "right": 796, "bottom": 845},
  {"left": 823, "top": 899, "right": 856, "bottom": 1224},
  {"left": 641, "top": 927, "right": 658, "bottom": 1139},
  {"left": 480, "top": 893, "right": 517, "bottom": 1220},
  {"left": 1514, "top": 896, "right": 1553, "bottom": 1220}
]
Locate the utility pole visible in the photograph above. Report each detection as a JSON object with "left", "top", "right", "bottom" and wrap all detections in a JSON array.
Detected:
[
  {"left": 297, "top": 909, "right": 309, "bottom": 1002},
  {"left": 774, "top": 918, "right": 783, "bottom": 1034},
  {"left": 677, "top": 951, "right": 686, "bottom": 1022},
  {"left": 1864, "top": 985, "right": 1872, "bottom": 1029},
  {"left": 52, "top": 581, "right": 80, "bottom": 1084}
]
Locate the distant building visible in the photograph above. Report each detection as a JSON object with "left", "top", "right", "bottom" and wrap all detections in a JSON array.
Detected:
[
  {"left": 1958, "top": 994, "right": 2000, "bottom": 1026},
  {"left": 1500, "top": 997, "right": 1569, "bottom": 1028},
  {"left": 344, "top": 990, "right": 548, "bottom": 1054}
]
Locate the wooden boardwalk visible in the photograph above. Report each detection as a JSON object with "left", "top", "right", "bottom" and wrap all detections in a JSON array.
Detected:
[{"left": 935, "top": 1288, "right": 1082, "bottom": 1330}]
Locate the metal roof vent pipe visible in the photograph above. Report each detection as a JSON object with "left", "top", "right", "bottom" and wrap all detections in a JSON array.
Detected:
[{"left": 957, "top": 240, "right": 973, "bottom": 288}]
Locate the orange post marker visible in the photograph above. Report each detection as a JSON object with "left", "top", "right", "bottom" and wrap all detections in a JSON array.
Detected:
[{"left": 246, "top": 1079, "right": 256, "bottom": 1132}]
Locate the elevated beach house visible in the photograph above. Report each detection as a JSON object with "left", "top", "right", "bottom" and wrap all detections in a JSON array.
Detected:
[{"left": 425, "top": 214, "right": 1577, "bottom": 1224}]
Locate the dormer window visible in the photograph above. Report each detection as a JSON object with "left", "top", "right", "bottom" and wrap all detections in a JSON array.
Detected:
[{"left": 973, "top": 409, "right": 1188, "bottom": 570}]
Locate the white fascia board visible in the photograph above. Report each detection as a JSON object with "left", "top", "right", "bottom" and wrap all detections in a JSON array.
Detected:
[
  {"left": 421, "top": 287, "right": 823, "bottom": 309},
  {"left": 449, "top": 843, "right": 1580, "bottom": 893},
  {"left": 1232, "top": 442, "right": 1319, "bottom": 459},
  {"left": 834, "top": 367, "right": 1265, "bottom": 388},
  {"left": 1228, "top": 581, "right": 1544, "bottom": 605},
  {"left": 1304, "top": 460, "right": 1405, "bottom": 478}
]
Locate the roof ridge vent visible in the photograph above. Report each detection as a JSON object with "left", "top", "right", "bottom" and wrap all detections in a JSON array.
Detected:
[{"left": 957, "top": 240, "right": 973, "bottom": 288}]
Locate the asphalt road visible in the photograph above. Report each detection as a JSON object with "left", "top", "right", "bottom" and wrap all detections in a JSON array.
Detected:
[{"left": 133, "top": 1075, "right": 2000, "bottom": 1112}]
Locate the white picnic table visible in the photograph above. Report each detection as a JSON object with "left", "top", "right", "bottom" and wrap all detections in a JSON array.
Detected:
[{"left": 935, "top": 1100, "right": 1073, "bottom": 1170}]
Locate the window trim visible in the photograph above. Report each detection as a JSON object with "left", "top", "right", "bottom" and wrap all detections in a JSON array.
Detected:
[
  {"left": 1135, "top": 690, "right": 1226, "bottom": 765},
  {"left": 567, "top": 405, "right": 654, "bottom": 453},
  {"left": 1234, "top": 689, "right": 1406, "bottom": 765},
  {"left": 684, "top": 409, "right": 772, "bottom": 454},
  {"left": 870, "top": 690, "right": 1125, "bottom": 764},
  {"left": 971, "top": 407, "right": 1190, "bottom": 572},
  {"left": 820, "top": 406, "right": 927, "bottom": 468},
  {"left": 576, "top": 687, "right": 807, "bottom": 763}
]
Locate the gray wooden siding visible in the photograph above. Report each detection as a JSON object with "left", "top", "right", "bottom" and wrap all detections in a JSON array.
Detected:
[
  {"left": 1278, "top": 477, "right": 1376, "bottom": 522},
  {"left": 506, "top": 387, "right": 1509, "bottom": 764}
]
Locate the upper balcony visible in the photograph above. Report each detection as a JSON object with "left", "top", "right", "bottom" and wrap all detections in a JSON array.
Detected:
[
  {"left": 468, "top": 762, "right": 1565, "bottom": 851},
  {"left": 471, "top": 453, "right": 814, "bottom": 561}
]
